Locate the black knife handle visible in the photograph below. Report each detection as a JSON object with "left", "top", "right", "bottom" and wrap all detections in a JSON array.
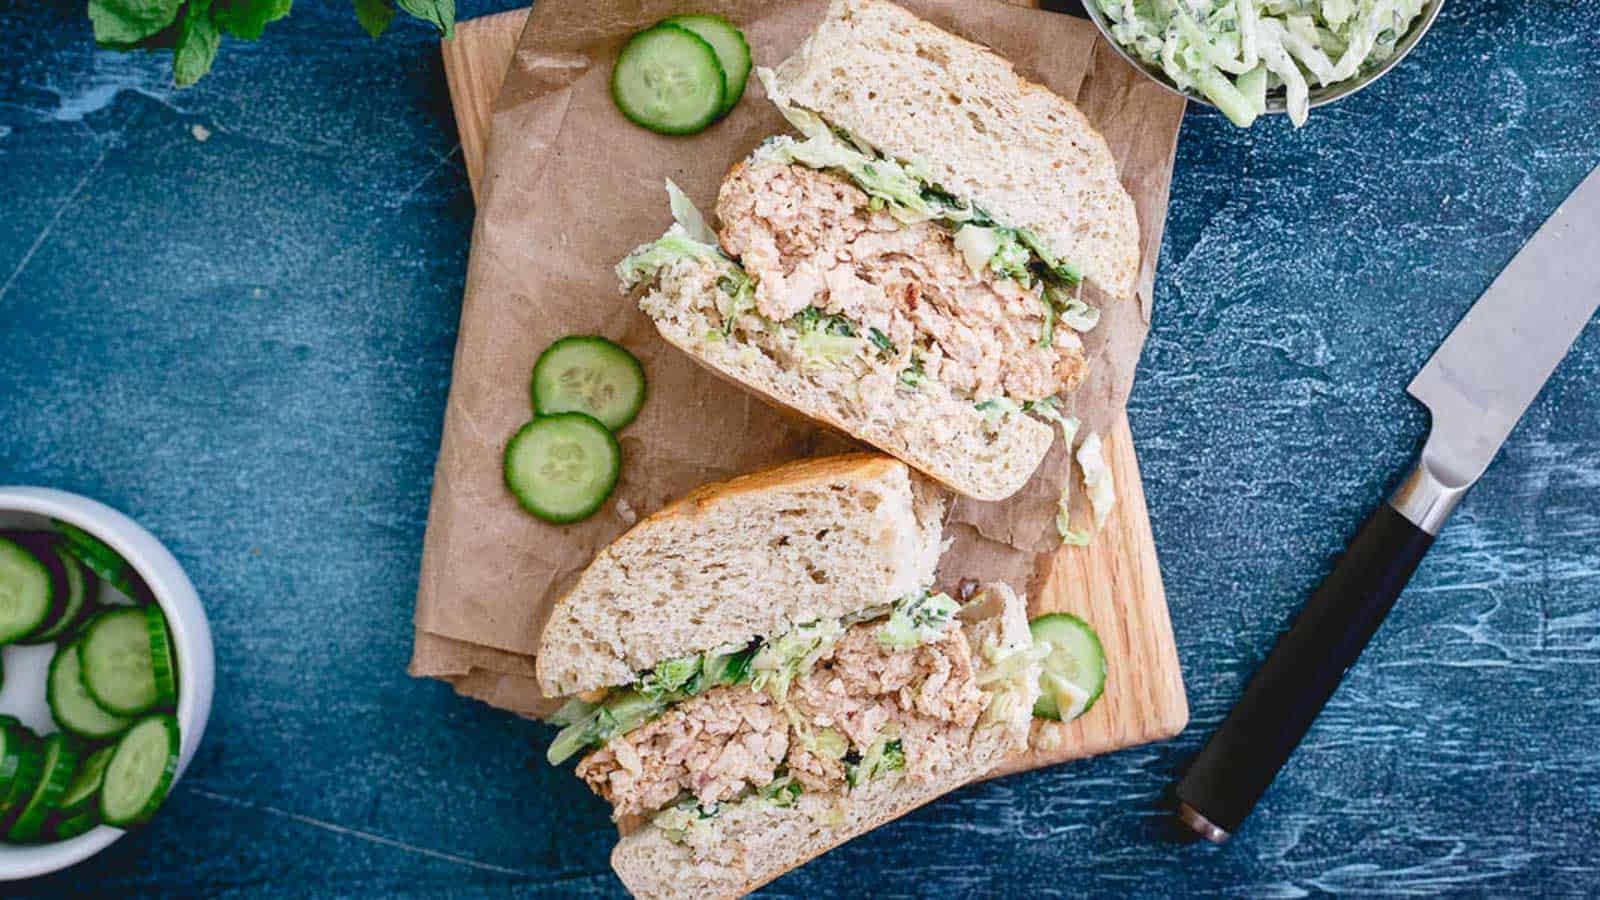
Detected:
[{"left": 1174, "top": 502, "right": 1435, "bottom": 839}]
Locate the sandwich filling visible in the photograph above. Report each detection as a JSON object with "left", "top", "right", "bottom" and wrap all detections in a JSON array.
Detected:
[
  {"left": 551, "top": 589, "right": 1041, "bottom": 843},
  {"left": 716, "top": 161, "right": 1086, "bottom": 402}
]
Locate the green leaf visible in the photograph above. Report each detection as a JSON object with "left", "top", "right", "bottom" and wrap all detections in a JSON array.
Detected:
[
  {"left": 396, "top": 0, "right": 454, "bottom": 39},
  {"left": 173, "top": 0, "right": 222, "bottom": 86},
  {"left": 352, "top": 0, "right": 396, "bottom": 38},
  {"left": 212, "top": 0, "right": 292, "bottom": 40},
  {"left": 88, "top": 0, "right": 186, "bottom": 45}
]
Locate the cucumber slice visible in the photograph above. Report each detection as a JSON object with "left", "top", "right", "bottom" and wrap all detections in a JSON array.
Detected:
[
  {"left": 504, "top": 413, "right": 622, "bottom": 524},
  {"left": 50, "top": 808, "right": 101, "bottom": 841},
  {"left": 100, "top": 714, "right": 179, "bottom": 827},
  {"left": 146, "top": 606, "right": 178, "bottom": 707},
  {"left": 0, "top": 535, "right": 60, "bottom": 645},
  {"left": 0, "top": 723, "right": 42, "bottom": 825},
  {"left": 1029, "top": 612, "right": 1108, "bottom": 722},
  {"left": 661, "top": 14, "right": 751, "bottom": 116},
  {"left": 611, "top": 23, "right": 726, "bottom": 135},
  {"left": 58, "top": 745, "right": 114, "bottom": 816},
  {"left": 7, "top": 734, "right": 79, "bottom": 842},
  {"left": 51, "top": 638, "right": 134, "bottom": 739},
  {"left": 21, "top": 546, "right": 96, "bottom": 645},
  {"left": 80, "top": 608, "right": 160, "bottom": 716},
  {"left": 531, "top": 336, "right": 647, "bottom": 431},
  {"left": 52, "top": 519, "right": 150, "bottom": 602}
]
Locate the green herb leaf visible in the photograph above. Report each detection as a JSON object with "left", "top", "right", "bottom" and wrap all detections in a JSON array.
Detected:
[
  {"left": 88, "top": 0, "right": 185, "bottom": 45},
  {"left": 395, "top": 0, "right": 454, "bottom": 39},
  {"left": 173, "top": 0, "right": 222, "bottom": 86},
  {"left": 212, "top": 0, "right": 291, "bottom": 40},
  {"left": 352, "top": 0, "right": 396, "bottom": 38}
]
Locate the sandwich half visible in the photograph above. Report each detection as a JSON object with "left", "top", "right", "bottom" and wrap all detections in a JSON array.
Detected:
[
  {"left": 619, "top": 0, "right": 1140, "bottom": 501},
  {"left": 535, "top": 454, "right": 1043, "bottom": 899}
]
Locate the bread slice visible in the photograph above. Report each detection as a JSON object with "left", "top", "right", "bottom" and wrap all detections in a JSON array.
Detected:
[
  {"left": 767, "top": 0, "right": 1141, "bottom": 302},
  {"left": 610, "top": 583, "right": 1038, "bottom": 900},
  {"left": 536, "top": 454, "right": 947, "bottom": 698},
  {"left": 639, "top": 254, "right": 1055, "bottom": 503}
]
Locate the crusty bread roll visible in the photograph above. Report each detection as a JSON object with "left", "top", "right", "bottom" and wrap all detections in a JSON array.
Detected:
[{"left": 536, "top": 454, "right": 946, "bottom": 698}]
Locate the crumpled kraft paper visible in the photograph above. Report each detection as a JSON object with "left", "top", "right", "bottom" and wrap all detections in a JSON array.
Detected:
[{"left": 411, "top": 0, "right": 1183, "bottom": 707}]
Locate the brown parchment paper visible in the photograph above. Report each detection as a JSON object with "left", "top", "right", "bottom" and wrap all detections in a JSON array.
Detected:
[{"left": 411, "top": 0, "right": 1184, "bottom": 706}]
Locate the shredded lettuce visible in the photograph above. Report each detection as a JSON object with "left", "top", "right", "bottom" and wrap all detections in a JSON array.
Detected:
[
  {"left": 953, "top": 224, "right": 1036, "bottom": 285},
  {"left": 1042, "top": 670, "right": 1092, "bottom": 722},
  {"left": 546, "top": 643, "right": 758, "bottom": 764},
  {"left": 974, "top": 599, "right": 1051, "bottom": 725},
  {"left": 619, "top": 183, "right": 753, "bottom": 334},
  {"left": 665, "top": 179, "right": 717, "bottom": 245},
  {"left": 1052, "top": 416, "right": 1093, "bottom": 546},
  {"left": 1090, "top": 0, "right": 1430, "bottom": 127},
  {"left": 638, "top": 653, "right": 703, "bottom": 700},
  {"left": 1024, "top": 396, "right": 1066, "bottom": 425},
  {"left": 790, "top": 306, "right": 864, "bottom": 368},
  {"left": 845, "top": 736, "right": 906, "bottom": 788},
  {"left": 757, "top": 775, "right": 804, "bottom": 808},
  {"left": 750, "top": 618, "right": 844, "bottom": 704},
  {"left": 808, "top": 728, "right": 850, "bottom": 759},
  {"left": 751, "top": 132, "right": 946, "bottom": 225},
  {"left": 974, "top": 397, "right": 1022, "bottom": 430},
  {"left": 952, "top": 224, "right": 1001, "bottom": 275},
  {"left": 715, "top": 268, "right": 757, "bottom": 333},
  {"left": 1047, "top": 282, "right": 1101, "bottom": 333},
  {"left": 1077, "top": 431, "right": 1116, "bottom": 531},
  {"left": 652, "top": 797, "right": 721, "bottom": 844},
  {"left": 755, "top": 67, "right": 1087, "bottom": 291},
  {"left": 897, "top": 356, "right": 928, "bottom": 390},
  {"left": 615, "top": 225, "right": 721, "bottom": 291},
  {"left": 876, "top": 590, "right": 959, "bottom": 650}
]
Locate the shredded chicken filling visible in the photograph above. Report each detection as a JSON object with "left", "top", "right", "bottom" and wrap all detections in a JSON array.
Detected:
[
  {"left": 576, "top": 618, "right": 987, "bottom": 818},
  {"left": 716, "top": 161, "right": 1087, "bottom": 402}
]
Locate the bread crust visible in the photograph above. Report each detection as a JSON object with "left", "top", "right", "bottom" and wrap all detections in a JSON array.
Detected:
[{"left": 535, "top": 453, "right": 946, "bottom": 696}]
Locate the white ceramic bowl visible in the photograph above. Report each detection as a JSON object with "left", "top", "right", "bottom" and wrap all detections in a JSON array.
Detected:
[{"left": 0, "top": 487, "right": 214, "bottom": 880}]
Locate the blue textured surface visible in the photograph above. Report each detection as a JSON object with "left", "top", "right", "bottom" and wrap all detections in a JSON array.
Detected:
[{"left": 1, "top": 0, "right": 1597, "bottom": 895}]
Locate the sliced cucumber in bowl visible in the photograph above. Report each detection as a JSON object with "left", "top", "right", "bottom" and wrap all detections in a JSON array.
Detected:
[
  {"left": 100, "top": 714, "right": 179, "bottom": 828},
  {"left": 0, "top": 534, "right": 63, "bottom": 644},
  {"left": 80, "top": 608, "right": 162, "bottom": 717},
  {"left": 57, "top": 745, "right": 114, "bottom": 818},
  {"left": 21, "top": 545, "right": 96, "bottom": 645},
  {"left": 7, "top": 733, "right": 79, "bottom": 842},
  {"left": 50, "top": 637, "right": 134, "bottom": 740}
]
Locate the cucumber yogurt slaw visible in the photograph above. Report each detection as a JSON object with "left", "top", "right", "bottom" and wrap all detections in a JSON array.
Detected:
[{"left": 1088, "top": 0, "right": 1434, "bottom": 127}]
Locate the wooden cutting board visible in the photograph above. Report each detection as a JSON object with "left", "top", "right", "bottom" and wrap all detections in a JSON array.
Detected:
[{"left": 439, "top": 6, "right": 1187, "bottom": 773}]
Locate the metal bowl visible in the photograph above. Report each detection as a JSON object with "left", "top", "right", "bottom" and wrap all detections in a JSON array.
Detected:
[{"left": 1082, "top": 1, "right": 1445, "bottom": 117}]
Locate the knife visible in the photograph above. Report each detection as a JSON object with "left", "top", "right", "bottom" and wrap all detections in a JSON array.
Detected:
[{"left": 1173, "top": 161, "right": 1600, "bottom": 843}]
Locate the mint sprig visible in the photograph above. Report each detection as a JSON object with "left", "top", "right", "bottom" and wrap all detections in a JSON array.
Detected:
[{"left": 86, "top": 0, "right": 457, "bottom": 86}]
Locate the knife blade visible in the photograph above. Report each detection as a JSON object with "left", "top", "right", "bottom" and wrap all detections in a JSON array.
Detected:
[
  {"left": 1173, "top": 161, "right": 1600, "bottom": 843},
  {"left": 1398, "top": 163, "right": 1600, "bottom": 531}
]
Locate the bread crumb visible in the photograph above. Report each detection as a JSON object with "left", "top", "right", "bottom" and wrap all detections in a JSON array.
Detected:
[
  {"left": 191, "top": 123, "right": 211, "bottom": 142},
  {"left": 615, "top": 498, "right": 637, "bottom": 525}
]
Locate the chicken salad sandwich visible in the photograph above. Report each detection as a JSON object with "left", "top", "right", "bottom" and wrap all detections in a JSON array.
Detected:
[
  {"left": 534, "top": 454, "right": 1044, "bottom": 899},
  {"left": 618, "top": 0, "right": 1141, "bottom": 502}
]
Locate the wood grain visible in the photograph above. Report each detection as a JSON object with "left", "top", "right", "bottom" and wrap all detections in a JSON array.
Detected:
[{"left": 438, "top": 4, "right": 1187, "bottom": 772}]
